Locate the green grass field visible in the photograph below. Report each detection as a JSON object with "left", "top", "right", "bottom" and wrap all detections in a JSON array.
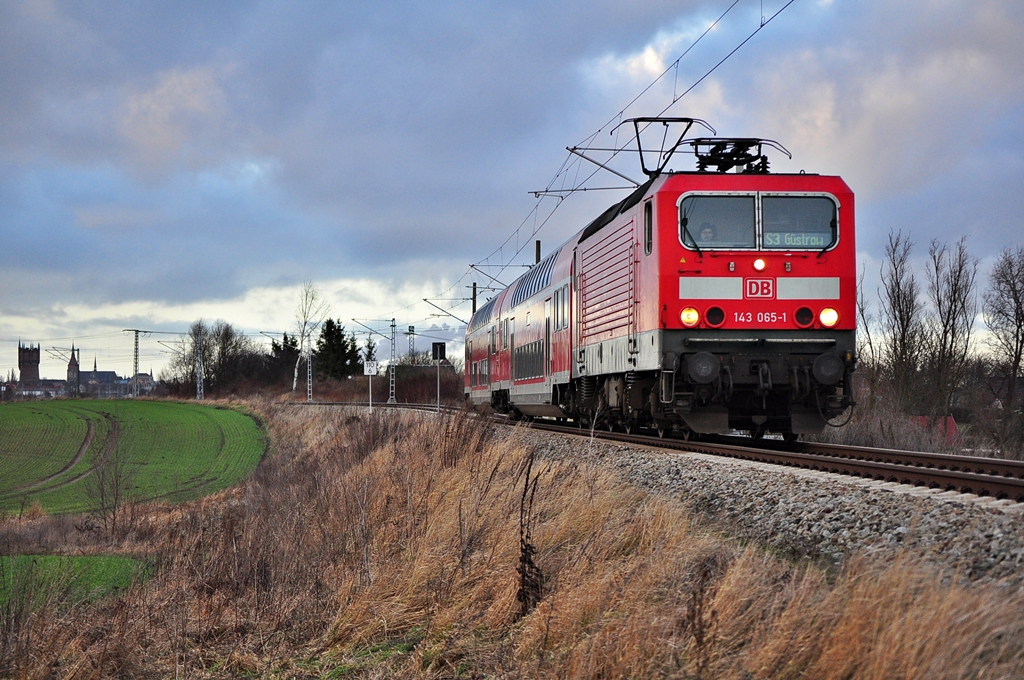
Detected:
[
  {"left": 0, "top": 555, "right": 151, "bottom": 608},
  {"left": 0, "top": 400, "right": 267, "bottom": 513}
]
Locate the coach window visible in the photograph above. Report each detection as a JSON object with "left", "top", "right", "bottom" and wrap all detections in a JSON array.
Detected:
[
  {"left": 553, "top": 289, "right": 560, "bottom": 330},
  {"left": 643, "top": 200, "right": 653, "bottom": 255},
  {"left": 679, "top": 195, "right": 756, "bottom": 250},
  {"left": 557, "top": 286, "right": 565, "bottom": 329},
  {"left": 761, "top": 195, "right": 837, "bottom": 250},
  {"left": 561, "top": 284, "right": 569, "bottom": 328}
]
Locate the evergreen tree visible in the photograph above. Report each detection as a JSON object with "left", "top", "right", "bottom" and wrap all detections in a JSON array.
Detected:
[
  {"left": 315, "top": 319, "right": 360, "bottom": 380},
  {"left": 362, "top": 337, "right": 377, "bottom": 364},
  {"left": 269, "top": 333, "right": 300, "bottom": 384}
]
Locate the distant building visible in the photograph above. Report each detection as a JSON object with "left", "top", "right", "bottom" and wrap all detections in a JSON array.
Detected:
[
  {"left": 12, "top": 341, "right": 60, "bottom": 398},
  {"left": 67, "top": 344, "right": 80, "bottom": 397},
  {"left": 18, "top": 342, "right": 40, "bottom": 387},
  {"left": 78, "top": 356, "right": 127, "bottom": 398},
  {"left": 7, "top": 341, "right": 159, "bottom": 400},
  {"left": 910, "top": 415, "right": 962, "bottom": 447},
  {"left": 129, "top": 372, "right": 157, "bottom": 395},
  {"left": 32, "top": 379, "right": 67, "bottom": 399}
]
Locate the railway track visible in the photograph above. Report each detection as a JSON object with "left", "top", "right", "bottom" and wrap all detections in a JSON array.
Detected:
[
  {"left": 523, "top": 420, "right": 1024, "bottom": 503},
  {"left": 295, "top": 401, "right": 1024, "bottom": 502}
]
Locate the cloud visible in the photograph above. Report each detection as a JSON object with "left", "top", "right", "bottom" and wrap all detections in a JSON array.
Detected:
[
  {"left": 0, "top": 271, "right": 468, "bottom": 379},
  {"left": 739, "top": 2, "right": 1023, "bottom": 265},
  {"left": 119, "top": 66, "right": 230, "bottom": 173},
  {"left": 757, "top": 45, "right": 1014, "bottom": 196},
  {"left": 1, "top": 0, "right": 1023, "bottom": 380},
  {"left": 74, "top": 204, "right": 162, "bottom": 233}
]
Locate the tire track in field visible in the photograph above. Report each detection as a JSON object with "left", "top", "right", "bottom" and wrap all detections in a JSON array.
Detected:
[
  {"left": 150, "top": 411, "right": 231, "bottom": 502},
  {"left": 0, "top": 413, "right": 95, "bottom": 497},
  {"left": 0, "top": 414, "right": 121, "bottom": 499}
]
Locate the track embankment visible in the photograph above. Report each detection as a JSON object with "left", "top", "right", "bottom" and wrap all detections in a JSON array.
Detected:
[
  {"left": 513, "top": 423, "right": 1024, "bottom": 586},
  {"left": 296, "top": 402, "right": 1024, "bottom": 584}
]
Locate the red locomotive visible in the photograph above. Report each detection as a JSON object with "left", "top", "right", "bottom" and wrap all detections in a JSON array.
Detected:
[{"left": 466, "top": 119, "right": 856, "bottom": 439}]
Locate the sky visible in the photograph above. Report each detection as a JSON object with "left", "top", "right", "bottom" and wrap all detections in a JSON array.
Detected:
[{"left": 2, "top": 0, "right": 1022, "bottom": 380}]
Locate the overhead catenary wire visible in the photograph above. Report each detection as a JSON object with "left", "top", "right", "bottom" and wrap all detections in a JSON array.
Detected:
[
  {"left": 459, "top": 0, "right": 785, "bottom": 290},
  {"left": 404, "top": 2, "right": 787, "bottom": 333},
  {"left": 6, "top": 2, "right": 794, "bottom": 373}
]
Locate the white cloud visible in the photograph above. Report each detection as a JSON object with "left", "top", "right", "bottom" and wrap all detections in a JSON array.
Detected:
[
  {"left": 0, "top": 274, "right": 468, "bottom": 380},
  {"left": 120, "top": 66, "right": 231, "bottom": 173},
  {"left": 74, "top": 205, "right": 163, "bottom": 233},
  {"left": 751, "top": 4, "right": 1024, "bottom": 201},
  {"left": 579, "top": 13, "right": 728, "bottom": 118},
  {"left": 3, "top": 0, "right": 1024, "bottom": 386}
]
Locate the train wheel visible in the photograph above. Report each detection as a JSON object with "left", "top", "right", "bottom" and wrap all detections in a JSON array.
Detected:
[
  {"left": 783, "top": 432, "right": 799, "bottom": 443},
  {"left": 656, "top": 421, "right": 670, "bottom": 438},
  {"left": 624, "top": 419, "right": 636, "bottom": 435}
]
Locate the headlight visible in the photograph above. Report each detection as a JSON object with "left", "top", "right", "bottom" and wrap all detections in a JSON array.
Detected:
[
  {"left": 753, "top": 258, "right": 767, "bottom": 272},
  {"left": 819, "top": 307, "right": 839, "bottom": 327},
  {"left": 680, "top": 307, "right": 700, "bottom": 327}
]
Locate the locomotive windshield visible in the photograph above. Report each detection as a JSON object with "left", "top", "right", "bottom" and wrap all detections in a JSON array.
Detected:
[
  {"left": 679, "top": 195, "right": 756, "bottom": 249},
  {"left": 679, "top": 193, "right": 838, "bottom": 251},
  {"left": 762, "top": 196, "right": 836, "bottom": 250}
]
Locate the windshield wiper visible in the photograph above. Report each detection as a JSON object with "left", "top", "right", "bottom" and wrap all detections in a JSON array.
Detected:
[
  {"left": 817, "top": 218, "right": 837, "bottom": 258},
  {"left": 681, "top": 216, "right": 702, "bottom": 257}
]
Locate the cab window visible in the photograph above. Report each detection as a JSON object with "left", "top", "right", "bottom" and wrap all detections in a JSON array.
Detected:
[
  {"left": 680, "top": 195, "right": 755, "bottom": 249},
  {"left": 761, "top": 196, "right": 836, "bottom": 250},
  {"left": 643, "top": 200, "right": 653, "bottom": 255}
]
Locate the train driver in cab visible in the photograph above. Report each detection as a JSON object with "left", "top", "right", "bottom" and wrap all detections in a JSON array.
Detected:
[{"left": 698, "top": 222, "right": 718, "bottom": 245}]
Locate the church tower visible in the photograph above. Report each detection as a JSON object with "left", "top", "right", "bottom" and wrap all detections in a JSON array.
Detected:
[{"left": 67, "top": 345, "right": 80, "bottom": 397}]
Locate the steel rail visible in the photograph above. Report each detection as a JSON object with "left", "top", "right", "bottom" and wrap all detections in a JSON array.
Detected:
[
  {"left": 782, "top": 440, "right": 1024, "bottom": 479},
  {"left": 694, "top": 433, "right": 1024, "bottom": 479},
  {"left": 522, "top": 421, "right": 1024, "bottom": 503},
  {"left": 288, "top": 402, "right": 1024, "bottom": 501}
]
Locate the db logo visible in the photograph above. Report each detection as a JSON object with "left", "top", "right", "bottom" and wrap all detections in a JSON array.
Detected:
[{"left": 745, "top": 278, "right": 775, "bottom": 298}]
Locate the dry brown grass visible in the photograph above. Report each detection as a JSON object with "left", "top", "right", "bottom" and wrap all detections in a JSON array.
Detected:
[
  {"left": 809, "top": 397, "right": 961, "bottom": 453},
  {"left": 3, "top": 400, "right": 1023, "bottom": 678}
]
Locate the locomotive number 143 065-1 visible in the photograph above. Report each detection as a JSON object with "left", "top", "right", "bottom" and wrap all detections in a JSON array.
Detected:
[{"left": 733, "top": 311, "right": 788, "bottom": 323}]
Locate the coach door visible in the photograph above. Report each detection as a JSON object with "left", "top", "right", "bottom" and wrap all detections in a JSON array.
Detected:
[
  {"left": 545, "top": 298, "right": 552, "bottom": 387},
  {"left": 573, "top": 249, "right": 584, "bottom": 374},
  {"left": 487, "top": 326, "right": 495, "bottom": 386},
  {"left": 509, "top": 318, "right": 515, "bottom": 385},
  {"left": 628, "top": 217, "right": 640, "bottom": 361}
]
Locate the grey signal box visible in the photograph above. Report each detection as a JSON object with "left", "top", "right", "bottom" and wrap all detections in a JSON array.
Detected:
[{"left": 432, "top": 342, "right": 446, "bottom": 361}]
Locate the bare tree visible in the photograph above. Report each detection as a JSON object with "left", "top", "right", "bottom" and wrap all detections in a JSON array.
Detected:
[
  {"left": 922, "top": 237, "right": 978, "bottom": 422},
  {"left": 293, "top": 281, "right": 330, "bottom": 391},
  {"left": 856, "top": 265, "right": 881, "bottom": 411},
  {"left": 984, "top": 245, "right": 1024, "bottom": 453},
  {"left": 86, "top": 441, "right": 136, "bottom": 540},
  {"left": 162, "top": 320, "right": 212, "bottom": 394},
  {"left": 879, "top": 231, "right": 926, "bottom": 412},
  {"left": 162, "top": 320, "right": 263, "bottom": 395}
]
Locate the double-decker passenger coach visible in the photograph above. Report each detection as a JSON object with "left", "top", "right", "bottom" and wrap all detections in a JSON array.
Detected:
[{"left": 467, "top": 120, "right": 856, "bottom": 440}]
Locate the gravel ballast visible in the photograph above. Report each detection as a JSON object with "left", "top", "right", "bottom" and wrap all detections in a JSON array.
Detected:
[{"left": 513, "top": 427, "right": 1024, "bottom": 587}]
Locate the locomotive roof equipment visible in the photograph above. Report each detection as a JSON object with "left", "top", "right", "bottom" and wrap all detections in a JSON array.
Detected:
[{"left": 467, "top": 117, "right": 857, "bottom": 441}]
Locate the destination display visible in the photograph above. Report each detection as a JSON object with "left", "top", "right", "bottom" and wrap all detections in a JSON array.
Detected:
[
  {"left": 763, "top": 231, "right": 829, "bottom": 247},
  {"left": 761, "top": 195, "right": 836, "bottom": 249}
]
